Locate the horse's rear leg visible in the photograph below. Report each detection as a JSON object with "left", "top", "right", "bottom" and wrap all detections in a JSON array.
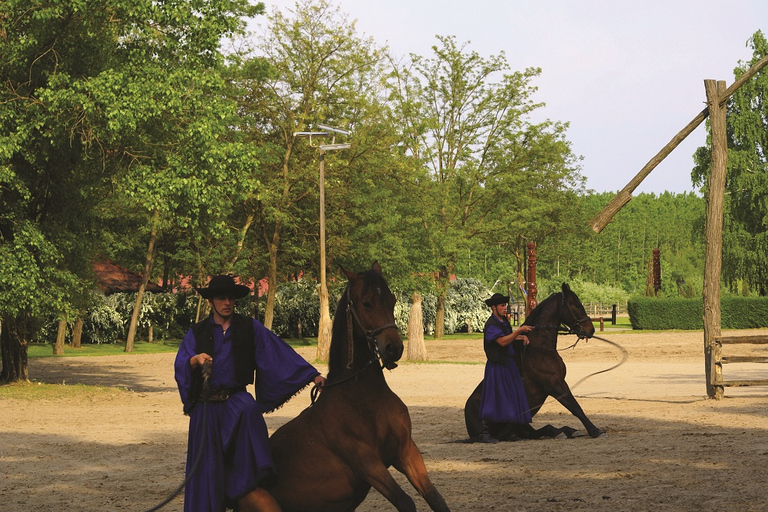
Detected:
[
  {"left": 552, "top": 386, "right": 605, "bottom": 438},
  {"left": 395, "top": 439, "right": 451, "bottom": 512}
]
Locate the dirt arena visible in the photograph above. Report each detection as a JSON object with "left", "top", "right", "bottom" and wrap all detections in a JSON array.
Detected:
[{"left": 2, "top": 328, "right": 767, "bottom": 511}]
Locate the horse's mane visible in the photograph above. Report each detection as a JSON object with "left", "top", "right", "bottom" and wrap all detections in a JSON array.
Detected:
[
  {"left": 523, "top": 291, "right": 562, "bottom": 326},
  {"left": 328, "top": 268, "right": 391, "bottom": 377}
]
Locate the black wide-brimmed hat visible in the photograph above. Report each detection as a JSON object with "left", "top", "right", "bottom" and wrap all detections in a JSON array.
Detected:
[
  {"left": 484, "top": 293, "right": 509, "bottom": 307},
  {"left": 195, "top": 275, "right": 250, "bottom": 300}
]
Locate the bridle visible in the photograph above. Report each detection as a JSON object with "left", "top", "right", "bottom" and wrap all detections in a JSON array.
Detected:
[
  {"left": 344, "top": 285, "right": 399, "bottom": 369},
  {"left": 557, "top": 292, "right": 593, "bottom": 341},
  {"left": 310, "top": 285, "right": 399, "bottom": 403}
]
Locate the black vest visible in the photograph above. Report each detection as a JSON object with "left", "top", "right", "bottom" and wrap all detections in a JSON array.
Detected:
[
  {"left": 483, "top": 315, "right": 512, "bottom": 364},
  {"left": 187, "top": 313, "right": 256, "bottom": 408}
]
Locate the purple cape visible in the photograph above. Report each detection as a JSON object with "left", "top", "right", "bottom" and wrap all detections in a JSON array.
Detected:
[{"left": 480, "top": 314, "right": 532, "bottom": 423}]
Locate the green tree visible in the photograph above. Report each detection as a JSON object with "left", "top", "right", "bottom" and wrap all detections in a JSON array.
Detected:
[
  {"left": 693, "top": 30, "right": 768, "bottom": 295},
  {"left": 234, "top": 0, "right": 386, "bottom": 360},
  {"left": 388, "top": 35, "right": 584, "bottom": 337},
  {"left": 0, "top": 0, "right": 261, "bottom": 380}
]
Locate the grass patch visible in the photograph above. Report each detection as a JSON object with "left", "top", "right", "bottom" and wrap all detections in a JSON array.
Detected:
[
  {"left": 28, "top": 340, "right": 182, "bottom": 358},
  {"left": 0, "top": 380, "right": 126, "bottom": 401}
]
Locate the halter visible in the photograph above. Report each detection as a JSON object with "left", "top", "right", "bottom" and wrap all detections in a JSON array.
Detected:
[
  {"left": 345, "top": 285, "right": 399, "bottom": 369},
  {"left": 558, "top": 292, "right": 592, "bottom": 340},
  {"left": 311, "top": 286, "right": 399, "bottom": 403}
]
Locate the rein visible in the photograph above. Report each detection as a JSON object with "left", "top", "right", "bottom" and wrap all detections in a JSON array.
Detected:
[
  {"left": 520, "top": 293, "right": 627, "bottom": 392},
  {"left": 141, "top": 361, "right": 212, "bottom": 512}
]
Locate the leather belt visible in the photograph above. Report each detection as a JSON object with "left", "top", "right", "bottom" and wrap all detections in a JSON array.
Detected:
[{"left": 206, "top": 387, "right": 245, "bottom": 402}]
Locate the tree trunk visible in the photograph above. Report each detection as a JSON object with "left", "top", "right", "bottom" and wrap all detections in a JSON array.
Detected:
[
  {"left": 53, "top": 320, "right": 67, "bottom": 355},
  {"left": 71, "top": 316, "right": 83, "bottom": 348},
  {"left": 434, "top": 291, "right": 445, "bottom": 339},
  {"left": 0, "top": 318, "right": 29, "bottom": 383},
  {"left": 228, "top": 211, "right": 255, "bottom": 272},
  {"left": 263, "top": 238, "right": 279, "bottom": 330},
  {"left": 406, "top": 292, "right": 427, "bottom": 361},
  {"left": 126, "top": 209, "right": 159, "bottom": 352}
]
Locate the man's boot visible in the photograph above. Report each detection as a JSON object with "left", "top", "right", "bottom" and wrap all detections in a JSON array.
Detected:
[{"left": 478, "top": 419, "right": 499, "bottom": 444}]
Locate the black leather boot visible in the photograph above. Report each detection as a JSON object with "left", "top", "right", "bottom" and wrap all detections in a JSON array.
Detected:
[{"left": 478, "top": 419, "right": 499, "bottom": 444}]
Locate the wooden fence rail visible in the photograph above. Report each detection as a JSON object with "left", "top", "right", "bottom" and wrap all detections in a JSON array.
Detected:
[{"left": 712, "top": 335, "right": 768, "bottom": 389}]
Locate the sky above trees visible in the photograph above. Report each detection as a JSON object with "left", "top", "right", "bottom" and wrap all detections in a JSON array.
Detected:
[{"left": 255, "top": 0, "right": 768, "bottom": 195}]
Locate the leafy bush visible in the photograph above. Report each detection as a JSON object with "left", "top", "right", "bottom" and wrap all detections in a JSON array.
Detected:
[
  {"left": 84, "top": 297, "right": 125, "bottom": 344},
  {"left": 270, "top": 279, "right": 321, "bottom": 338}
]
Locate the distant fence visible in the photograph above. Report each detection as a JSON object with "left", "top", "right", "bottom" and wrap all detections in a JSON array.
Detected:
[{"left": 582, "top": 303, "right": 627, "bottom": 316}]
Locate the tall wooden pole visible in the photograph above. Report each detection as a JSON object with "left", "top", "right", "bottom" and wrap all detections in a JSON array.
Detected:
[
  {"left": 703, "top": 80, "right": 726, "bottom": 399},
  {"left": 316, "top": 149, "right": 332, "bottom": 362}
]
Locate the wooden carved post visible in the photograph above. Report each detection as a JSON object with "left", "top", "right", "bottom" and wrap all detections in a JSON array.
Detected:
[
  {"left": 703, "top": 79, "right": 727, "bottom": 400},
  {"left": 526, "top": 241, "right": 538, "bottom": 315},
  {"left": 652, "top": 248, "right": 661, "bottom": 294}
]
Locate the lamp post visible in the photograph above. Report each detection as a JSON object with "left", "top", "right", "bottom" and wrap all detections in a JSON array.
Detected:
[{"left": 294, "top": 125, "right": 350, "bottom": 361}]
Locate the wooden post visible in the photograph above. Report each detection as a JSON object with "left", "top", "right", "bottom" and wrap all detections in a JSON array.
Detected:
[
  {"left": 526, "top": 241, "right": 538, "bottom": 315},
  {"left": 317, "top": 149, "right": 332, "bottom": 362},
  {"left": 703, "top": 79, "right": 727, "bottom": 400},
  {"left": 652, "top": 248, "right": 661, "bottom": 294}
]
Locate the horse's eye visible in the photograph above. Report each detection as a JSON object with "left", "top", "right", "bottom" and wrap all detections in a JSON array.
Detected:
[{"left": 363, "top": 301, "right": 373, "bottom": 308}]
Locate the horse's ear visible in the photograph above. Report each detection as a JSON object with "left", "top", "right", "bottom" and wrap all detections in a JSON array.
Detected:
[
  {"left": 341, "top": 265, "right": 357, "bottom": 281},
  {"left": 561, "top": 282, "right": 571, "bottom": 294},
  {"left": 371, "top": 261, "right": 382, "bottom": 276}
]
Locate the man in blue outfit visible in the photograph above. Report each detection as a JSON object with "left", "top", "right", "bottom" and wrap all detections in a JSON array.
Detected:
[
  {"left": 479, "top": 293, "right": 533, "bottom": 444},
  {"left": 175, "top": 274, "right": 326, "bottom": 512}
]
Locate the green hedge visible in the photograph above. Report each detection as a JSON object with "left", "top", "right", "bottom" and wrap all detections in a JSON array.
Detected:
[{"left": 628, "top": 296, "right": 768, "bottom": 330}]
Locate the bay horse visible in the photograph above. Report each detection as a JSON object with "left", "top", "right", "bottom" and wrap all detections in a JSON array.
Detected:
[
  {"left": 267, "top": 262, "right": 451, "bottom": 512},
  {"left": 464, "top": 283, "right": 606, "bottom": 441}
]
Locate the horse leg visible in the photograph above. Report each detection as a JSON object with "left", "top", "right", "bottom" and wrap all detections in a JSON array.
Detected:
[
  {"left": 361, "top": 462, "right": 419, "bottom": 512},
  {"left": 550, "top": 385, "right": 605, "bottom": 438},
  {"left": 394, "top": 438, "right": 451, "bottom": 512},
  {"left": 237, "top": 488, "right": 282, "bottom": 512}
]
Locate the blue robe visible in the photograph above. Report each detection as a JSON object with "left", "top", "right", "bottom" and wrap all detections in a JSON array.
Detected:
[
  {"left": 480, "top": 314, "right": 532, "bottom": 423},
  {"left": 174, "top": 316, "right": 319, "bottom": 512}
]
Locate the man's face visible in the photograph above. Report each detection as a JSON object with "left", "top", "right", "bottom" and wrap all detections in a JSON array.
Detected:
[
  {"left": 493, "top": 303, "right": 508, "bottom": 316},
  {"left": 211, "top": 295, "right": 236, "bottom": 318}
]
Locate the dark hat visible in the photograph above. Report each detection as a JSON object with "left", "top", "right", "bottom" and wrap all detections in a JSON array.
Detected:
[
  {"left": 195, "top": 275, "right": 250, "bottom": 300},
  {"left": 484, "top": 293, "right": 509, "bottom": 307}
]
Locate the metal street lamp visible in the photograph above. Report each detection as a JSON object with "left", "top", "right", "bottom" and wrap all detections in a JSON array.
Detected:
[{"left": 293, "top": 125, "right": 351, "bottom": 361}]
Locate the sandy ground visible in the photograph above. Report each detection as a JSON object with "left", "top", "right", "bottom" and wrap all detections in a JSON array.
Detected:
[{"left": 2, "top": 328, "right": 768, "bottom": 512}]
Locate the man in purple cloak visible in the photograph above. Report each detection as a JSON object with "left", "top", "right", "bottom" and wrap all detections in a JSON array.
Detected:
[
  {"left": 175, "top": 274, "right": 325, "bottom": 512},
  {"left": 479, "top": 293, "right": 534, "bottom": 443}
]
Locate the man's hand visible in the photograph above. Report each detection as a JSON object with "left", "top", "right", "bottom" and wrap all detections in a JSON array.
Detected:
[{"left": 190, "top": 353, "right": 212, "bottom": 369}]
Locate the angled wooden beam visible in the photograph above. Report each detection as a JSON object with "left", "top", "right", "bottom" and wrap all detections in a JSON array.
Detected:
[{"left": 589, "top": 54, "right": 768, "bottom": 233}]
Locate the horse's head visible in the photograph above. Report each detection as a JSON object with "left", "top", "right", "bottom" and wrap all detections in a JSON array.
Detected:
[
  {"left": 341, "top": 262, "right": 403, "bottom": 370},
  {"left": 559, "top": 283, "right": 595, "bottom": 339}
]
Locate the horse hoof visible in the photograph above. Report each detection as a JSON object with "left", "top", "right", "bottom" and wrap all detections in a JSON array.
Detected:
[
  {"left": 570, "top": 430, "right": 586, "bottom": 438},
  {"left": 592, "top": 430, "right": 607, "bottom": 439},
  {"left": 554, "top": 432, "right": 568, "bottom": 440}
]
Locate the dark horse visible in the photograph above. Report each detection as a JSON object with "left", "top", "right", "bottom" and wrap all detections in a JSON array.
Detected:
[
  {"left": 267, "top": 262, "right": 451, "bottom": 512},
  {"left": 464, "top": 283, "right": 605, "bottom": 441}
]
